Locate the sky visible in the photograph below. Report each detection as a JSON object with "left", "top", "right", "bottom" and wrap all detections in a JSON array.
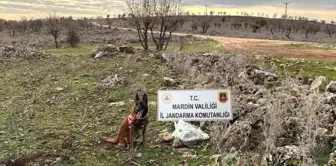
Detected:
[{"left": 0, "top": 0, "right": 335, "bottom": 22}]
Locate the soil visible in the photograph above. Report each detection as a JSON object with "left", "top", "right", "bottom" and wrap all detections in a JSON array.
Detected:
[{"left": 177, "top": 33, "right": 336, "bottom": 62}]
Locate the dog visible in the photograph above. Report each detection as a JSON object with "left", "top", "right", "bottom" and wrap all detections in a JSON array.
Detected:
[{"left": 100, "top": 93, "right": 149, "bottom": 153}]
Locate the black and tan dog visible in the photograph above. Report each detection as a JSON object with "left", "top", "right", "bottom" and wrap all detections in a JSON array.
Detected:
[{"left": 100, "top": 93, "right": 149, "bottom": 153}]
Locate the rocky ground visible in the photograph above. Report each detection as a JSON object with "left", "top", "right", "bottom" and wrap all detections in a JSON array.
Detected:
[
  {"left": 162, "top": 51, "right": 336, "bottom": 165},
  {"left": 0, "top": 27, "right": 335, "bottom": 165}
]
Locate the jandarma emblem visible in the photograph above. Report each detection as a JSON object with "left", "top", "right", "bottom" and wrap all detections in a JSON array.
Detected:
[
  {"left": 162, "top": 93, "right": 173, "bottom": 104},
  {"left": 218, "top": 91, "right": 229, "bottom": 103}
]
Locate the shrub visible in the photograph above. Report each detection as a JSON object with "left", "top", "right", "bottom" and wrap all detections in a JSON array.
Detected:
[{"left": 66, "top": 26, "right": 80, "bottom": 48}]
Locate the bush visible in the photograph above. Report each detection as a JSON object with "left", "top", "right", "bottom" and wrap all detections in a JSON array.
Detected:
[{"left": 66, "top": 27, "right": 80, "bottom": 48}]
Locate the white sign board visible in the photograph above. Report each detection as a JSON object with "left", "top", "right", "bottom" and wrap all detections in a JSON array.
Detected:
[{"left": 157, "top": 89, "right": 233, "bottom": 121}]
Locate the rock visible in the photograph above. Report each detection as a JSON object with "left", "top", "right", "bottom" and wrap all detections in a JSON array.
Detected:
[
  {"left": 143, "top": 74, "right": 149, "bottom": 77},
  {"left": 162, "top": 77, "right": 178, "bottom": 87},
  {"left": 190, "top": 58, "right": 200, "bottom": 66},
  {"left": 56, "top": 87, "right": 64, "bottom": 92},
  {"left": 310, "top": 76, "right": 328, "bottom": 93},
  {"left": 182, "top": 151, "right": 197, "bottom": 158},
  {"left": 316, "top": 128, "right": 329, "bottom": 137},
  {"left": 202, "top": 53, "right": 215, "bottom": 56},
  {"left": 218, "top": 121, "right": 253, "bottom": 150},
  {"left": 245, "top": 66, "right": 278, "bottom": 85},
  {"left": 90, "top": 45, "right": 118, "bottom": 58},
  {"left": 94, "top": 52, "right": 103, "bottom": 58},
  {"left": 172, "top": 120, "right": 209, "bottom": 147},
  {"left": 104, "top": 44, "right": 118, "bottom": 52},
  {"left": 4, "top": 46, "right": 15, "bottom": 52},
  {"left": 108, "top": 101, "right": 125, "bottom": 107},
  {"left": 327, "top": 81, "right": 336, "bottom": 93},
  {"left": 158, "top": 132, "right": 174, "bottom": 143},
  {"left": 101, "top": 74, "right": 125, "bottom": 86},
  {"left": 257, "top": 98, "right": 267, "bottom": 106},
  {"left": 264, "top": 145, "right": 314, "bottom": 166},
  {"left": 172, "top": 138, "right": 183, "bottom": 148},
  {"left": 136, "top": 153, "right": 142, "bottom": 158},
  {"left": 119, "top": 45, "right": 135, "bottom": 53},
  {"left": 323, "top": 93, "right": 336, "bottom": 105}
]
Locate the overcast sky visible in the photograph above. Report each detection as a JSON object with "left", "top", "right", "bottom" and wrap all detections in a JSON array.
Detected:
[{"left": 1, "top": 0, "right": 335, "bottom": 22}]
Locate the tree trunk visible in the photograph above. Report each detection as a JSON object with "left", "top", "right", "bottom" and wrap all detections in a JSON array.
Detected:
[
  {"left": 143, "top": 28, "right": 148, "bottom": 50},
  {"left": 54, "top": 36, "right": 59, "bottom": 48},
  {"left": 286, "top": 29, "right": 291, "bottom": 39},
  {"left": 164, "top": 31, "right": 173, "bottom": 51},
  {"left": 150, "top": 27, "right": 159, "bottom": 51}
]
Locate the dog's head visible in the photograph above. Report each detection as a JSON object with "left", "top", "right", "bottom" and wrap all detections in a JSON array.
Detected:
[{"left": 134, "top": 93, "right": 148, "bottom": 119}]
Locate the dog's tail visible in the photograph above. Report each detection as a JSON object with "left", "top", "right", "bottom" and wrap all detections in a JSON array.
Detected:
[{"left": 99, "top": 136, "right": 118, "bottom": 144}]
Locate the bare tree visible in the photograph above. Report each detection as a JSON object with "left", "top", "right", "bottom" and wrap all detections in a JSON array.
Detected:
[
  {"left": 46, "top": 14, "right": 62, "bottom": 48},
  {"left": 126, "top": 0, "right": 156, "bottom": 50},
  {"left": 20, "top": 17, "right": 28, "bottom": 34},
  {"left": 106, "top": 15, "right": 111, "bottom": 28},
  {"left": 66, "top": 23, "right": 80, "bottom": 48},
  {"left": 4, "top": 20, "right": 18, "bottom": 37},
  {"left": 149, "top": 0, "right": 183, "bottom": 51},
  {"left": 0, "top": 19, "right": 5, "bottom": 32},
  {"left": 200, "top": 16, "right": 212, "bottom": 33},
  {"left": 325, "top": 25, "right": 336, "bottom": 37},
  {"left": 30, "top": 19, "right": 43, "bottom": 33},
  {"left": 191, "top": 22, "right": 198, "bottom": 31}
]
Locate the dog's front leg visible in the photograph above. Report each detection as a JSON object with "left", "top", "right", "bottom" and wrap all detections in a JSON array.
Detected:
[
  {"left": 129, "top": 125, "right": 135, "bottom": 156},
  {"left": 142, "top": 125, "right": 147, "bottom": 147}
]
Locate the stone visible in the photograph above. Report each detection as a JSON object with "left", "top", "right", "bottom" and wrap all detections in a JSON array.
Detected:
[
  {"left": 310, "top": 76, "right": 328, "bottom": 93},
  {"left": 4, "top": 46, "right": 15, "bottom": 52},
  {"left": 158, "top": 132, "right": 174, "bottom": 143},
  {"left": 104, "top": 44, "right": 118, "bottom": 52},
  {"left": 264, "top": 145, "right": 314, "bottom": 166},
  {"left": 172, "top": 138, "right": 183, "bottom": 148},
  {"left": 316, "top": 128, "right": 328, "bottom": 137},
  {"left": 162, "top": 77, "right": 178, "bottom": 87},
  {"left": 108, "top": 101, "right": 125, "bottom": 107},
  {"left": 101, "top": 74, "right": 125, "bottom": 86},
  {"left": 182, "top": 151, "right": 197, "bottom": 159},
  {"left": 56, "top": 87, "right": 65, "bottom": 92},
  {"left": 245, "top": 66, "right": 278, "bottom": 85},
  {"left": 327, "top": 81, "right": 336, "bottom": 93},
  {"left": 91, "top": 45, "right": 118, "bottom": 58},
  {"left": 119, "top": 45, "right": 135, "bottom": 53},
  {"left": 324, "top": 93, "right": 336, "bottom": 105},
  {"left": 257, "top": 98, "right": 267, "bottom": 106},
  {"left": 136, "top": 153, "right": 142, "bottom": 158},
  {"left": 172, "top": 120, "right": 209, "bottom": 147},
  {"left": 94, "top": 52, "right": 103, "bottom": 58},
  {"left": 190, "top": 58, "right": 200, "bottom": 66}
]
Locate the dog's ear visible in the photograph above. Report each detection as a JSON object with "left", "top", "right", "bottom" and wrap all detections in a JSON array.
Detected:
[
  {"left": 142, "top": 94, "right": 148, "bottom": 104},
  {"left": 135, "top": 93, "right": 140, "bottom": 102}
]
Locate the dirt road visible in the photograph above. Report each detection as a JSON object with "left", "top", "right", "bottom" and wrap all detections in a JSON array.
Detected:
[
  {"left": 92, "top": 22, "right": 336, "bottom": 61},
  {"left": 187, "top": 33, "right": 336, "bottom": 62}
]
